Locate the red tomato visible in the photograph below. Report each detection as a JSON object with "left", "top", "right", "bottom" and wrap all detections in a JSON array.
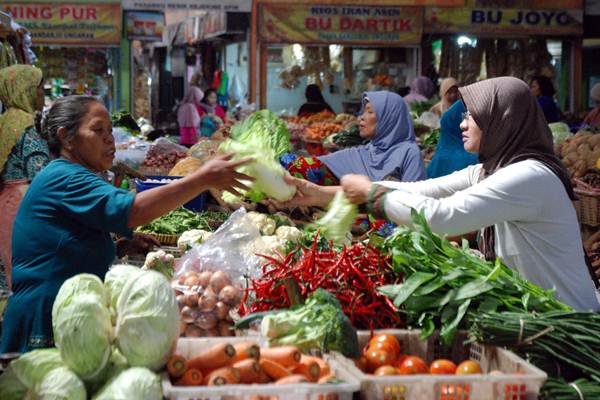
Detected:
[
  {"left": 397, "top": 356, "right": 428, "bottom": 375},
  {"left": 456, "top": 360, "right": 483, "bottom": 375},
  {"left": 368, "top": 340, "right": 399, "bottom": 359},
  {"left": 429, "top": 359, "right": 458, "bottom": 375},
  {"left": 373, "top": 365, "right": 398, "bottom": 376},
  {"left": 365, "top": 349, "right": 396, "bottom": 373},
  {"left": 369, "top": 334, "right": 401, "bottom": 357},
  {"left": 440, "top": 384, "right": 470, "bottom": 400},
  {"left": 394, "top": 354, "right": 408, "bottom": 369},
  {"left": 354, "top": 356, "right": 368, "bottom": 372}
]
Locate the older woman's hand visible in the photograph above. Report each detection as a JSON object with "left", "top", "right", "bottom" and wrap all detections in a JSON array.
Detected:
[{"left": 341, "top": 174, "right": 372, "bottom": 204}]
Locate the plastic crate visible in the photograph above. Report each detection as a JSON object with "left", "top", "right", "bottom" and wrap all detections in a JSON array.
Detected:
[
  {"left": 332, "top": 329, "right": 547, "bottom": 400},
  {"left": 162, "top": 337, "right": 360, "bottom": 400},
  {"left": 135, "top": 176, "right": 207, "bottom": 212}
]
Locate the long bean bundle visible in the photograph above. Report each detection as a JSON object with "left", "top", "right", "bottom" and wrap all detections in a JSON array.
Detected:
[
  {"left": 469, "top": 311, "right": 600, "bottom": 382},
  {"left": 541, "top": 378, "right": 600, "bottom": 400},
  {"left": 379, "top": 210, "right": 570, "bottom": 346}
]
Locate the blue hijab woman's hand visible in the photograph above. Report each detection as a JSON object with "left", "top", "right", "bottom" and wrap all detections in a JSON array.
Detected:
[{"left": 341, "top": 174, "right": 372, "bottom": 205}]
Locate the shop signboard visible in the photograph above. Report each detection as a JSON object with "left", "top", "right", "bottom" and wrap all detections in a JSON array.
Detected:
[
  {"left": 126, "top": 10, "right": 164, "bottom": 41},
  {"left": 425, "top": 0, "right": 583, "bottom": 35},
  {"left": 2, "top": 3, "right": 122, "bottom": 45},
  {"left": 199, "top": 10, "right": 227, "bottom": 39},
  {"left": 259, "top": 4, "right": 423, "bottom": 45},
  {"left": 121, "top": 0, "right": 251, "bottom": 13}
]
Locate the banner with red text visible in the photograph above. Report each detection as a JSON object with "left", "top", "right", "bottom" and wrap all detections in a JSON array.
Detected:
[
  {"left": 259, "top": 4, "right": 423, "bottom": 45},
  {"left": 2, "top": 3, "right": 122, "bottom": 45}
]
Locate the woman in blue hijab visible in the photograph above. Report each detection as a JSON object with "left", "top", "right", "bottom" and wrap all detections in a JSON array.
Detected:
[
  {"left": 426, "top": 100, "right": 478, "bottom": 179},
  {"left": 282, "top": 91, "right": 425, "bottom": 207}
]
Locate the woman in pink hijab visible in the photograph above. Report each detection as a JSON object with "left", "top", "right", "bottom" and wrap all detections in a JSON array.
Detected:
[
  {"left": 177, "top": 87, "right": 204, "bottom": 146},
  {"left": 403, "top": 76, "right": 434, "bottom": 105}
]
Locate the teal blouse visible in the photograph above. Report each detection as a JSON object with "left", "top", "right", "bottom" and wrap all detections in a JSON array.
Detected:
[{"left": 0, "top": 159, "right": 135, "bottom": 352}]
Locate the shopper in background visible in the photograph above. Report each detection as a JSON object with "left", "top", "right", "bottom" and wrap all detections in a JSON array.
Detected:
[
  {"left": 0, "top": 65, "right": 50, "bottom": 291},
  {"left": 341, "top": 77, "right": 598, "bottom": 311},
  {"left": 199, "top": 88, "right": 227, "bottom": 121},
  {"left": 282, "top": 91, "right": 425, "bottom": 207},
  {"left": 177, "top": 86, "right": 204, "bottom": 146},
  {"left": 0, "top": 95, "right": 253, "bottom": 352},
  {"left": 403, "top": 76, "right": 434, "bottom": 105},
  {"left": 429, "top": 77, "right": 459, "bottom": 117},
  {"left": 426, "top": 100, "right": 478, "bottom": 179},
  {"left": 297, "top": 84, "right": 335, "bottom": 117},
  {"left": 530, "top": 75, "right": 561, "bottom": 123},
  {"left": 583, "top": 83, "right": 600, "bottom": 127}
]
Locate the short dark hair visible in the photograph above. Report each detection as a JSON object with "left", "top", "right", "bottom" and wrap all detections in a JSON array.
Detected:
[
  {"left": 42, "top": 95, "right": 100, "bottom": 157},
  {"left": 202, "top": 89, "right": 217, "bottom": 103},
  {"left": 531, "top": 75, "right": 556, "bottom": 97}
]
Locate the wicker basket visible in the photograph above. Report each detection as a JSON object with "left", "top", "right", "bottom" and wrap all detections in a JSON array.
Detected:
[
  {"left": 574, "top": 184, "right": 600, "bottom": 227},
  {"left": 146, "top": 232, "right": 180, "bottom": 246}
]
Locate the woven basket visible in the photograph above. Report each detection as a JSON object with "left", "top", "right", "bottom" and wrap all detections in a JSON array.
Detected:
[
  {"left": 146, "top": 232, "right": 180, "bottom": 246},
  {"left": 574, "top": 184, "right": 600, "bottom": 227}
]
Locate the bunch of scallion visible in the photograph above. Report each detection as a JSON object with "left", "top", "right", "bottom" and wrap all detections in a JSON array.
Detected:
[
  {"left": 378, "top": 209, "right": 570, "bottom": 347},
  {"left": 541, "top": 378, "right": 600, "bottom": 400}
]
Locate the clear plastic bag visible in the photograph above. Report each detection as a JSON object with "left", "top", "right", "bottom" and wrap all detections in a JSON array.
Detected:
[{"left": 172, "top": 208, "right": 266, "bottom": 337}]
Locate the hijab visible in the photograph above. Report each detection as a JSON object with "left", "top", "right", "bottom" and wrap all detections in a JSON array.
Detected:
[
  {"left": 320, "top": 91, "right": 420, "bottom": 181},
  {"left": 403, "top": 76, "right": 434, "bottom": 104},
  {"left": 430, "top": 77, "right": 458, "bottom": 116},
  {"left": 426, "top": 100, "right": 478, "bottom": 178},
  {"left": 177, "top": 86, "right": 204, "bottom": 127},
  {"left": 0, "top": 65, "right": 43, "bottom": 169},
  {"left": 459, "top": 77, "right": 575, "bottom": 260}
]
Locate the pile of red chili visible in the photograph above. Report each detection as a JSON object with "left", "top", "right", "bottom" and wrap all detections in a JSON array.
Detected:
[{"left": 241, "top": 239, "right": 404, "bottom": 330}]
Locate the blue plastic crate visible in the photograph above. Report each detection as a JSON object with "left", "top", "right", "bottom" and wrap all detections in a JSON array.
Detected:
[{"left": 135, "top": 176, "right": 207, "bottom": 212}]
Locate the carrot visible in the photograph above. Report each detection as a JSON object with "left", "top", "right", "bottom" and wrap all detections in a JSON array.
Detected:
[
  {"left": 187, "top": 343, "right": 236, "bottom": 375},
  {"left": 259, "top": 359, "right": 291, "bottom": 381},
  {"left": 233, "top": 359, "right": 261, "bottom": 384},
  {"left": 260, "top": 346, "right": 301, "bottom": 368},
  {"left": 301, "top": 355, "right": 330, "bottom": 378},
  {"left": 174, "top": 368, "right": 203, "bottom": 386},
  {"left": 318, "top": 374, "right": 337, "bottom": 384},
  {"left": 167, "top": 354, "right": 188, "bottom": 379},
  {"left": 293, "top": 359, "right": 321, "bottom": 382},
  {"left": 275, "top": 374, "right": 309, "bottom": 385},
  {"left": 257, "top": 368, "right": 272, "bottom": 383},
  {"left": 206, "top": 366, "right": 240, "bottom": 386},
  {"left": 231, "top": 342, "right": 260, "bottom": 363}
]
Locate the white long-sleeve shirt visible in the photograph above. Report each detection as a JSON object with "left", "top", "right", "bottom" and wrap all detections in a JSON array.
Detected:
[{"left": 377, "top": 160, "right": 600, "bottom": 311}]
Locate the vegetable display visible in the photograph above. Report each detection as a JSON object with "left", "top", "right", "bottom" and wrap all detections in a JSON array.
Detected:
[
  {"left": 557, "top": 130, "right": 600, "bottom": 178},
  {"left": 141, "top": 145, "right": 187, "bottom": 171},
  {"left": 137, "top": 208, "right": 229, "bottom": 235},
  {"left": 35, "top": 367, "right": 87, "bottom": 400},
  {"left": 330, "top": 124, "right": 367, "bottom": 148},
  {"left": 142, "top": 249, "right": 175, "bottom": 279},
  {"left": 304, "top": 122, "right": 344, "bottom": 141},
  {"left": 541, "top": 378, "right": 600, "bottom": 400},
  {"left": 92, "top": 367, "right": 162, "bottom": 400},
  {"left": 243, "top": 238, "right": 403, "bottom": 330},
  {"left": 379, "top": 210, "right": 570, "bottom": 346},
  {"left": 237, "top": 289, "right": 359, "bottom": 358}
]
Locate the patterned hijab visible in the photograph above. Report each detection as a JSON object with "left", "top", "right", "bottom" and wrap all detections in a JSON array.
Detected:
[
  {"left": 459, "top": 77, "right": 575, "bottom": 260},
  {"left": 0, "top": 65, "right": 43, "bottom": 168}
]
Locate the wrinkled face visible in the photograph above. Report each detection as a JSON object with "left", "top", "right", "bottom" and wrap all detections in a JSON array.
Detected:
[
  {"left": 530, "top": 80, "right": 541, "bottom": 97},
  {"left": 445, "top": 86, "right": 459, "bottom": 105},
  {"left": 459, "top": 110, "right": 483, "bottom": 153},
  {"left": 359, "top": 101, "right": 377, "bottom": 139},
  {"left": 206, "top": 91, "right": 218, "bottom": 106},
  {"left": 62, "top": 101, "right": 115, "bottom": 172}
]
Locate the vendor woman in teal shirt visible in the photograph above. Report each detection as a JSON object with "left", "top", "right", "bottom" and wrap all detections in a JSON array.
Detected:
[{"left": 1, "top": 96, "right": 252, "bottom": 353}]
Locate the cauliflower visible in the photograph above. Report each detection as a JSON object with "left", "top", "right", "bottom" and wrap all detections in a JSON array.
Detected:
[
  {"left": 177, "top": 229, "right": 212, "bottom": 251},
  {"left": 261, "top": 235, "right": 287, "bottom": 256},
  {"left": 245, "top": 212, "right": 276, "bottom": 235},
  {"left": 142, "top": 250, "right": 175, "bottom": 278},
  {"left": 275, "top": 226, "right": 302, "bottom": 243}
]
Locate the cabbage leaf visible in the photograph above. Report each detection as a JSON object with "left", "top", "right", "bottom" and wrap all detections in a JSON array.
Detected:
[
  {"left": 0, "top": 349, "right": 63, "bottom": 400},
  {"left": 35, "top": 366, "right": 87, "bottom": 400},
  {"left": 91, "top": 367, "right": 161, "bottom": 400},
  {"left": 312, "top": 191, "right": 358, "bottom": 246}
]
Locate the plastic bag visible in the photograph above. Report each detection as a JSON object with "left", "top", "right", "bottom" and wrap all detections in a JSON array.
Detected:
[
  {"left": 151, "top": 137, "right": 188, "bottom": 155},
  {"left": 173, "top": 208, "right": 264, "bottom": 337}
]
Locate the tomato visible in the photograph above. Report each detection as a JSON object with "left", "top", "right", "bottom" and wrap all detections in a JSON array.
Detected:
[
  {"left": 397, "top": 356, "right": 428, "bottom": 375},
  {"left": 393, "top": 354, "right": 408, "bottom": 369},
  {"left": 456, "top": 360, "right": 482, "bottom": 375},
  {"left": 368, "top": 340, "right": 399, "bottom": 359},
  {"left": 429, "top": 359, "right": 457, "bottom": 375},
  {"left": 365, "top": 349, "right": 396, "bottom": 373},
  {"left": 369, "top": 334, "right": 401, "bottom": 357},
  {"left": 440, "top": 384, "right": 470, "bottom": 400},
  {"left": 354, "top": 356, "right": 368, "bottom": 372},
  {"left": 373, "top": 365, "right": 398, "bottom": 376}
]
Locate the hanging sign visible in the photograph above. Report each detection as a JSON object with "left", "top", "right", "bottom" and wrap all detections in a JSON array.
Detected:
[
  {"left": 2, "top": 3, "right": 122, "bottom": 45},
  {"left": 121, "top": 0, "right": 251, "bottom": 13},
  {"left": 259, "top": 4, "right": 423, "bottom": 45},
  {"left": 125, "top": 11, "right": 164, "bottom": 41}
]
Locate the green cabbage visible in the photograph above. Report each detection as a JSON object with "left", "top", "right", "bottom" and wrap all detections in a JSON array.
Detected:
[
  {"left": 52, "top": 294, "right": 113, "bottom": 381},
  {"left": 230, "top": 109, "right": 291, "bottom": 158},
  {"left": 52, "top": 274, "right": 108, "bottom": 321},
  {"left": 115, "top": 270, "right": 179, "bottom": 371},
  {"left": 0, "top": 349, "right": 63, "bottom": 400},
  {"left": 104, "top": 264, "right": 141, "bottom": 311},
  {"left": 313, "top": 191, "right": 358, "bottom": 245},
  {"left": 91, "top": 367, "right": 161, "bottom": 400},
  {"left": 35, "top": 367, "right": 87, "bottom": 400}
]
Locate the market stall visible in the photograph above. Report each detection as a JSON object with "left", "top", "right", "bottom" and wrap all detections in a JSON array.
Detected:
[{"left": 1, "top": 1, "right": 123, "bottom": 110}]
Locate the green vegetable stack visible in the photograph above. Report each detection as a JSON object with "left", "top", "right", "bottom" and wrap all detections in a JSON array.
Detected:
[
  {"left": 378, "top": 210, "right": 570, "bottom": 346},
  {"left": 137, "top": 209, "right": 229, "bottom": 235}
]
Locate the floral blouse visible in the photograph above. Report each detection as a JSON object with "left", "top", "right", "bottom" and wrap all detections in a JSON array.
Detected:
[{"left": 1, "top": 127, "right": 50, "bottom": 181}]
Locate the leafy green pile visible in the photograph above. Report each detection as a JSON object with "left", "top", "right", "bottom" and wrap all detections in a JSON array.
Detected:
[
  {"left": 419, "top": 128, "right": 440, "bottom": 151},
  {"left": 379, "top": 210, "right": 570, "bottom": 346},
  {"left": 137, "top": 209, "right": 229, "bottom": 235},
  {"left": 331, "top": 124, "right": 368, "bottom": 148},
  {"left": 111, "top": 111, "right": 140, "bottom": 134}
]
